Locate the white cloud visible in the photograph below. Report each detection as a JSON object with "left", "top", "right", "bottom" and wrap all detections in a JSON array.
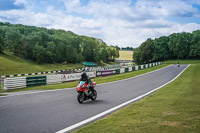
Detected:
[
  {"left": 14, "top": 0, "right": 27, "bottom": 6},
  {"left": 63, "top": 0, "right": 82, "bottom": 12},
  {"left": 160, "top": 0, "right": 198, "bottom": 17},
  {"left": 134, "top": 0, "right": 199, "bottom": 18},
  {"left": 0, "top": 0, "right": 200, "bottom": 48}
]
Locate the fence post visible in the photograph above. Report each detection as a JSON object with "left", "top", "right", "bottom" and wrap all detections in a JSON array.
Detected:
[
  {"left": 0, "top": 76, "right": 5, "bottom": 91},
  {"left": 0, "top": 76, "right": 1, "bottom": 90}
]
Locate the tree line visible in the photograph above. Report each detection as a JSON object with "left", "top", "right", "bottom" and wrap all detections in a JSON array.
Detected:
[
  {"left": 134, "top": 30, "right": 200, "bottom": 64},
  {"left": 0, "top": 22, "right": 119, "bottom": 64}
]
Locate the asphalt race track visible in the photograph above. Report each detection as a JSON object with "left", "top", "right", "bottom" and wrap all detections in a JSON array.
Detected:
[{"left": 0, "top": 64, "right": 188, "bottom": 133}]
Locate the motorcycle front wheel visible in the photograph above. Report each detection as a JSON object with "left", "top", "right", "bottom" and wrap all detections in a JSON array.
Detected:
[
  {"left": 77, "top": 92, "right": 85, "bottom": 104},
  {"left": 91, "top": 90, "right": 97, "bottom": 101}
]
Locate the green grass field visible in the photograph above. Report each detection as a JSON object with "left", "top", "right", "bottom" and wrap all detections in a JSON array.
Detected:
[
  {"left": 0, "top": 51, "right": 135, "bottom": 76},
  {"left": 163, "top": 60, "right": 200, "bottom": 64},
  {"left": 73, "top": 61, "right": 200, "bottom": 133},
  {"left": 0, "top": 54, "right": 83, "bottom": 76},
  {"left": 119, "top": 50, "right": 133, "bottom": 60}
]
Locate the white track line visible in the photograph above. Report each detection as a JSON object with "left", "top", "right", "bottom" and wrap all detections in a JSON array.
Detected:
[
  {"left": 0, "top": 64, "right": 171, "bottom": 98},
  {"left": 55, "top": 64, "right": 190, "bottom": 133}
]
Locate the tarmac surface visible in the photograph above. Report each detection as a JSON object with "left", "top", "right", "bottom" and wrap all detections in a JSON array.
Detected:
[{"left": 0, "top": 64, "right": 188, "bottom": 133}]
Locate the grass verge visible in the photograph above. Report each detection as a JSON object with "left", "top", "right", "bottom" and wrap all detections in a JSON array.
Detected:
[
  {"left": 1, "top": 64, "right": 168, "bottom": 93},
  {"left": 163, "top": 60, "right": 200, "bottom": 64},
  {"left": 0, "top": 53, "right": 119, "bottom": 76},
  {"left": 73, "top": 63, "right": 200, "bottom": 133},
  {"left": 0, "top": 53, "right": 83, "bottom": 76}
]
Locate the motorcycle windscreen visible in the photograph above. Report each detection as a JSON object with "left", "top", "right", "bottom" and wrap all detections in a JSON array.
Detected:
[{"left": 80, "top": 81, "right": 85, "bottom": 85}]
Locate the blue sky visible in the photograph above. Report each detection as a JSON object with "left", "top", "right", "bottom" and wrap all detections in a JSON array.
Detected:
[{"left": 0, "top": 0, "right": 200, "bottom": 47}]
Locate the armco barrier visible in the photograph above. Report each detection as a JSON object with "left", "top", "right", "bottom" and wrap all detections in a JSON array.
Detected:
[
  {"left": 135, "top": 66, "right": 138, "bottom": 70},
  {"left": 47, "top": 75, "right": 62, "bottom": 85},
  {"left": 116, "top": 69, "right": 120, "bottom": 74},
  {"left": 59, "top": 71, "right": 96, "bottom": 82},
  {"left": 145, "top": 64, "right": 148, "bottom": 68},
  {"left": 96, "top": 62, "right": 161, "bottom": 77},
  {"left": 143, "top": 64, "right": 146, "bottom": 69},
  {"left": 100, "top": 70, "right": 114, "bottom": 76},
  {"left": 140, "top": 65, "right": 144, "bottom": 69},
  {"left": 138, "top": 65, "right": 141, "bottom": 70},
  {"left": 120, "top": 68, "right": 125, "bottom": 73},
  {"left": 2, "top": 62, "right": 161, "bottom": 90},
  {"left": 128, "top": 67, "right": 132, "bottom": 72},
  {"left": 125, "top": 68, "right": 129, "bottom": 72},
  {"left": 4, "top": 77, "right": 26, "bottom": 90},
  {"left": 26, "top": 76, "right": 46, "bottom": 87},
  {"left": 96, "top": 70, "right": 116, "bottom": 77},
  {"left": 0, "top": 64, "right": 125, "bottom": 78}
]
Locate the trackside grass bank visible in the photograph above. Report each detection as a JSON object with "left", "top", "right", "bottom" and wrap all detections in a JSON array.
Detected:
[
  {"left": 73, "top": 63, "right": 200, "bottom": 133},
  {"left": 163, "top": 60, "right": 200, "bottom": 64},
  {"left": 0, "top": 54, "right": 83, "bottom": 76},
  {"left": 1, "top": 64, "right": 168, "bottom": 93}
]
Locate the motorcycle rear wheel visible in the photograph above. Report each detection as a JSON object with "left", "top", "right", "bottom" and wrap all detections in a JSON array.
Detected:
[{"left": 77, "top": 92, "right": 85, "bottom": 104}]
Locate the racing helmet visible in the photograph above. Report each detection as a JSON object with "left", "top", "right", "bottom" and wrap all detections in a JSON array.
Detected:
[{"left": 81, "top": 71, "right": 87, "bottom": 79}]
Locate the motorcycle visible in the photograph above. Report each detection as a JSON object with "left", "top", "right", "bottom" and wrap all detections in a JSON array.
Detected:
[
  {"left": 177, "top": 62, "right": 180, "bottom": 67},
  {"left": 76, "top": 81, "right": 97, "bottom": 104}
]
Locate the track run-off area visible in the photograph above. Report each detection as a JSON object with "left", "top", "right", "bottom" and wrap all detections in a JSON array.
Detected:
[{"left": 0, "top": 64, "right": 189, "bottom": 133}]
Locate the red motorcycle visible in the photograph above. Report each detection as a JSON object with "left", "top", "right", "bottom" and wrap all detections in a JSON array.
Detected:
[{"left": 76, "top": 81, "right": 97, "bottom": 104}]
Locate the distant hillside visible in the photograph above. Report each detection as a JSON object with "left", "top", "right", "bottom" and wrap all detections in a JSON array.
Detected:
[
  {"left": 0, "top": 53, "right": 82, "bottom": 76},
  {"left": 0, "top": 22, "right": 119, "bottom": 64}
]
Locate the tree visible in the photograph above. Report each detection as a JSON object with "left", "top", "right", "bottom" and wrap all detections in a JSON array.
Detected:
[
  {"left": 4, "top": 22, "right": 200, "bottom": 65},
  {"left": 96, "top": 47, "right": 108, "bottom": 62},
  {"left": 189, "top": 41, "right": 200, "bottom": 58},
  {"left": 189, "top": 30, "right": 200, "bottom": 59},
  {"left": 46, "top": 42, "right": 56, "bottom": 63},
  {"left": 140, "top": 38, "right": 155, "bottom": 63},
  {"left": 133, "top": 47, "right": 143, "bottom": 64},
  {"left": 153, "top": 36, "right": 171, "bottom": 61},
  {"left": 192, "top": 30, "right": 200, "bottom": 44},
  {"left": 168, "top": 32, "right": 192, "bottom": 59},
  {"left": 0, "top": 28, "right": 6, "bottom": 53},
  {"left": 33, "top": 44, "right": 46, "bottom": 63},
  {"left": 0, "top": 33, "right": 4, "bottom": 53},
  {"left": 106, "top": 46, "right": 119, "bottom": 61}
]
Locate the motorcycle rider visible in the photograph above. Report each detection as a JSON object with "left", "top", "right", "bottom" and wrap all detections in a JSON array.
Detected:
[
  {"left": 79, "top": 69, "right": 94, "bottom": 94},
  {"left": 177, "top": 62, "right": 180, "bottom": 67}
]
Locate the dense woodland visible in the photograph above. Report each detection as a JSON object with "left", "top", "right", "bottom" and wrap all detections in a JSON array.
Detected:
[
  {"left": 0, "top": 22, "right": 119, "bottom": 64},
  {"left": 1, "top": 22, "right": 199, "bottom": 65},
  {"left": 134, "top": 30, "right": 200, "bottom": 64}
]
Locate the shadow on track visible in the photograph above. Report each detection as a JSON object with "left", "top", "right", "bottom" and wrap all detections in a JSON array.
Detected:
[{"left": 82, "top": 99, "right": 108, "bottom": 105}]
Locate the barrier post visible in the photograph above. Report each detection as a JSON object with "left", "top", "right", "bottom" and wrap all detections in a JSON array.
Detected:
[
  {"left": 0, "top": 76, "right": 1, "bottom": 90},
  {"left": 0, "top": 76, "right": 5, "bottom": 91}
]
